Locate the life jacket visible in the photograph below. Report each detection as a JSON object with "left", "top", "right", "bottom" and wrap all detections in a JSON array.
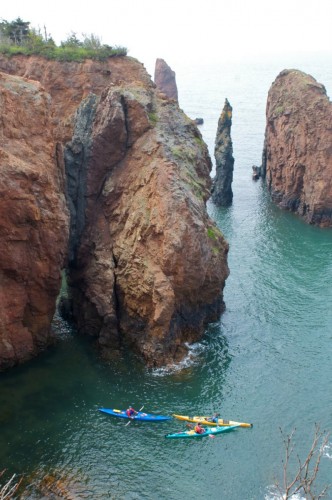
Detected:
[
  {"left": 126, "top": 408, "right": 134, "bottom": 417},
  {"left": 195, "top": 425, "right": 204, "bottom": 434}
]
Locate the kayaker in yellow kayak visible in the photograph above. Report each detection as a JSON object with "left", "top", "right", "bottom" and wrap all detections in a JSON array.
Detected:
[{"left": 206, "top": 412, "right": 220, "bottom": 423}]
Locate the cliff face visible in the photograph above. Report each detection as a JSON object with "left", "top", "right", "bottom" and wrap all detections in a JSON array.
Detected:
[
  {"left": 262, "top": 69, "right": 332, "bottom": 226},
  {"left": 0, "top": 72, "right": 69, "bottom": 370},
  {"left": 66, "top": 84, "right": 229, "bottom": 367},
  {"left": 154, "top": 58, "right": 178, "bottom": 102},
  {"left": 0, "top": 54, "right": 229, "bottom": 370},
  {"left": 0, "top": 55, "right": 152, "bottom": 143},
  {"left": 211, "top": 99, "right": 234, "bottom": 206}
]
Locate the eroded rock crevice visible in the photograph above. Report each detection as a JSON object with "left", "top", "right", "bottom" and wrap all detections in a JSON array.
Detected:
[{"left": 64, "top": 93, "right": 99, "bottom": 264}]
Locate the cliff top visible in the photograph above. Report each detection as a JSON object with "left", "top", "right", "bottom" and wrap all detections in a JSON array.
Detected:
[{"left": 0, "top": 19, "right": 127, "bottom": 61}]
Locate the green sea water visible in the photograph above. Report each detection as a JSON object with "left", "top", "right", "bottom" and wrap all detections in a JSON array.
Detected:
[{"left": 1, "top": 56, "right": 332, "bottom": 499}]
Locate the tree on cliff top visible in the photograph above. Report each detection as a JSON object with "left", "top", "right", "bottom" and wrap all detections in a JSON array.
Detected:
[
  {"left": 0, "top": 17, "right": 30, "bottom": 45},
  {"left": 0, "top": 18, "right": 127, "bottom": 60}
]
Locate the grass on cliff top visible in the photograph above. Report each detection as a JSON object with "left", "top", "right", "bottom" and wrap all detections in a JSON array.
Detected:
[{"left": 0, "top": 43, "right": 127, "bottom": 61}]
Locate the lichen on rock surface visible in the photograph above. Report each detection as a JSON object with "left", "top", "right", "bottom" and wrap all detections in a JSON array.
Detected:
[{"left": 262, "top": 69, "right": 332, "bottom": 226}]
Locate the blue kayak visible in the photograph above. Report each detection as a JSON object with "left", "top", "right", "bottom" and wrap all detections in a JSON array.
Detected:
[
  {"left": 165, "top": 424, "right": 239, "bottom": 439},
  {"left": 98, "top": 408, "right": 171, "bottom": 422}
]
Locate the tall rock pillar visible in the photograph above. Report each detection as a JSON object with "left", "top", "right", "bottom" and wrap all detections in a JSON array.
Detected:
[
  {"left": 211, "top": 99, "right": 234, "bottom": 206},
  {"left": 154, "top": 58, "right": 178, "bottom": 102}
]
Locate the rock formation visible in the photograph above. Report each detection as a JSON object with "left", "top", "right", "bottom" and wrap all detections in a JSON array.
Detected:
[
  {"left": 211, "top": 99, "right": 234, "bottom": 206},
  {"left": 154, "top": 58, "right": 178, "bottom": 102},
  {"left": 0, "top": 55, "right": 229, "bottom": 370},
  {"left": 194, "top": 118, "right": 204, "bottom": 125},
  {"left": 262, "top": 69, "right": 332, "bottom": 226},
  {"left": 252, "top": 165, "right": 262, "bottom": 180},
  {"left": 0, "top": 55, "right": 151, "bottom": 143},
  {"left": 65, "top": 84, "right": 229, "bottom": 367},
  {"left": 0, "top": 72, "right": 69, "bottom": 370}
]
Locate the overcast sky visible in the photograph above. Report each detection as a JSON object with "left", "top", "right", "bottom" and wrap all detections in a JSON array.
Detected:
[{"left": 1, "top": 0, "right": 332, "bottom": 75}]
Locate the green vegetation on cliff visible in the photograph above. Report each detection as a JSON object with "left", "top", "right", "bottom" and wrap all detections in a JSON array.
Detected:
[{"left": 0, "top": 17, "right": 127, "bottom": 61}]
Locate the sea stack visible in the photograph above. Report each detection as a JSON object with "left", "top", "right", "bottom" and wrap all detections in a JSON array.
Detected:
[
  {"left": 65, "top": 83, "right": 229, "bottom": 368},
  {"left": 211, "top": 99, "right": 234, "bottom": 206},
  {"left": 154, "top": 58, "right": 178, "bottom": 102},
  {"left": 262, "top": 69, "right": 332, "bottom": 226}
]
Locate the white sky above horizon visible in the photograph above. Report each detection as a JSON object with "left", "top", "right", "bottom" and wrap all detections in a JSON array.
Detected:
[{"left": 1, "top": 0, "right": 332, "bottom": 76}]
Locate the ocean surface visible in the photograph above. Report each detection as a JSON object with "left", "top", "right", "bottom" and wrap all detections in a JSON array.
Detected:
[{"left": 1, "top": 53, "right": 332, "bottom": 499}]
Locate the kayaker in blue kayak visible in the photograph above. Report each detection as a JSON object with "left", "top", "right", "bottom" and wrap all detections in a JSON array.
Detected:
[{"left": 126, "top": 405, "right": 138, "bottom": 418}]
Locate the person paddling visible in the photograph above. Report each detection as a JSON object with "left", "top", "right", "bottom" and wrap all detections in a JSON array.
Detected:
[
  {"left": 126, "top": 405, "right": 138, "bottom": 418},
  {"left": 194, "top": 422, "right": 206, "bottom": 434},
  {"left": 207, "top": 412, "right": 220, "bottom": 423}
]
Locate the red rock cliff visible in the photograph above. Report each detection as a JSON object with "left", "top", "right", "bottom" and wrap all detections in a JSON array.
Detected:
[
  {"left": 262, "top": 69, "right": 332, "bottom": 226},
  {"left": 0, "top": 55, "right": 152, "bottom": 143},
  {"left": 0, "top": 54, "right": 229, "bottom": 369},
  {"left": 0, "top": 72, "right": 68, "bottom": 370}
]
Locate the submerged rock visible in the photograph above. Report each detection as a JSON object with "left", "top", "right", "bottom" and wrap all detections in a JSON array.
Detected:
[
  {"left": 262, "top": 69, "right": 332, "bottom": 226},
  {"left": 211, "top": 99, "right": 234, "bottom": 206},
  {"left": 154, "top": 58, "right": 178, "bottom": 102}
]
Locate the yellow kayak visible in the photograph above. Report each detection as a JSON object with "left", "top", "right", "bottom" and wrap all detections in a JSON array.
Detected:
[{"left": 172, "top": 414, "right": 253, "bottom": 428}]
